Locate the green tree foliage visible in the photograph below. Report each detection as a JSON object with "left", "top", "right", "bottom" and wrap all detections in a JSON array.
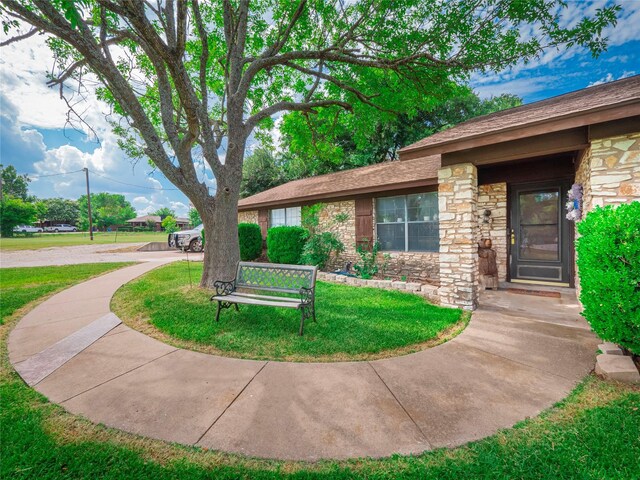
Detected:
[
  {"left": 577, "top": 202, "right": 640, "bottom": 354},
  {"left": 40, "top": 198, "right": 79, "bottom": 224},
  {"left": 161, "top": 215, "right": 179, "bottom": 234},
  {"left": 238, "top": 223, "right": 263, "bottom": 261},
  {"left": 33, "top": 201, "right": 48, "bottom": 226},
  {"left": 153, "top": 207, "right": 176, "bottom": 219},
  {"left": 0, "top": 197, "right": 36, "bottom": 237},
  {"left": 267, "top": 226, "right": 307, "bottom": 265},
  {"left": 188, "top": 208, "right": 202, "bottom": 227},
  {"left": 279, "top": 90, "right": 522, "bottom": 179},
  {"left": 0, "top": 165, "right": 30, "bottom": 201},
  {"left": 240, "top": 148, "right": 287, "bottom": 199},
  {"left": 77, "top": 193, "right": 136, "bottom": 231}
]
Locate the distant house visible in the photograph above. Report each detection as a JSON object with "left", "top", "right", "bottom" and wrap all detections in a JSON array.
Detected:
[
  {"left": 125, "top": 215, "right": 190, "bottom": 231},
  {"left": 238, "top": 75, "right": 640, "bottom": 310}
]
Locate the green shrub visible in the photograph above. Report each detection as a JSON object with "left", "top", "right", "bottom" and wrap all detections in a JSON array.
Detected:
[
  {"left": 576, "top": 202, "right": 640, "bottom": 354},
  {"left": 301, "top": 231, "right": 344, "bottom": 269},
  {"left": 238, "top": 223, "right": 262, "bottom": 261},
  {"left": 267, "top": 226, "right": 307, "bottom": 264},
  {"left": 353, "top": 239, "right": 391, "bottom": 279}
]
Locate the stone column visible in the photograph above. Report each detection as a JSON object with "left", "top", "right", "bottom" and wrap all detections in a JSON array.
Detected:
[{"left": 437, "top": 163, "right": 479, "bottom": 310}]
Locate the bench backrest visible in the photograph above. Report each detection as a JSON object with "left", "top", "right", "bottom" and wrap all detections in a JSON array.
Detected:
[{"left": 236, "top": 262, "right": 317, "bottom": 294}]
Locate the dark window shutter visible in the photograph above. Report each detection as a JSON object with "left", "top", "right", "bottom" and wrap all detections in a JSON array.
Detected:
[
  {"left": 354, "top": 198, "right": 373, "bottom": 247},
  {"left": 258, "top": 209, "right": 268, "bottom": 238}
]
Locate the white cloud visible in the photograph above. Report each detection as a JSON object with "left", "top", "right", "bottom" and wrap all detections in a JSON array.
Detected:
[{"left": 588, "top": 70, "right": 637, "bottom": 87}]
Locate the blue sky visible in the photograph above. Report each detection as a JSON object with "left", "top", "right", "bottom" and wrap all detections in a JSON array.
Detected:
[{"left": 1, "top": 1, "right": 639, "bottom": 216}]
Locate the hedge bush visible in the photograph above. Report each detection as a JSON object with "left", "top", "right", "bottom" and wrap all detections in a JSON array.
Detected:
[
  {"left": 576, "top": 201, "right": 640, "bottom": 354},
  {"left": 238, "top": 223, "right": 262, "bottom": 261},
  {"left": 266, "top": 226, "right": 307, "bottom": 264}
]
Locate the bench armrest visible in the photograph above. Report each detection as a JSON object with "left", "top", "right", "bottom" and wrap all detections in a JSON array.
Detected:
[
  {"left": 299, "top": 287, "right": 314, "bottom": 305},
  {"left": 212, "top": 280, "right": 236, "bottom": 298}
]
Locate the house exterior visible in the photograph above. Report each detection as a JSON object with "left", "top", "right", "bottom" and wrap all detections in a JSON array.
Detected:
[
  {"left": 125, "top": 215, "right": 190, "bottom": 231},
  {"left": 238, "top": 76, "right": 640, "bottom": 310}
]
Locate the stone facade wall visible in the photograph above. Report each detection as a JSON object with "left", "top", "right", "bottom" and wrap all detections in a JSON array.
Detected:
[
  {"left": 477, "top": 182, "right": 508, "bottom": 281},
  {"left": 315, "top": 199, "right": 439, "bottom": 282},
  {"left": 318, "top": 200, "right": 357, "bottom": 254},
  {"left": 437, "top": 163, "right": 479, "bottom": 310},
  {"left": 238, "top": 210, "right": 259, "bottom": 225},
  {"left": 574, "top": 132, "right": 640, "bottom": 292},
  {"left": 587, "top": 132, "right": 640, "bottom": 208}
]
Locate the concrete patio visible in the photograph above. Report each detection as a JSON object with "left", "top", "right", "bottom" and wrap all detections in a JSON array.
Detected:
[{"left": 7, "top": 262, "right": 598, "bottom": 461}]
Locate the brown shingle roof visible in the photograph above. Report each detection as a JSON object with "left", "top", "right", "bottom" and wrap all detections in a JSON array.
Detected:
[
  {"left": 238, "top": 155, "right": 440, "bottom": 210},
  {"left": 400, "top": 75, "right": 640, "bottom": 155}
]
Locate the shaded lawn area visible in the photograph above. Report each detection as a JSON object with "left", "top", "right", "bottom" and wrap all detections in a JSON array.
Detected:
[
  {"left": 0, "top": 231, "right": 168, "bottom": 251},
  {"left": 1, "top": 263, "right": 639, "bottom": 479},
  {"left": 112, "top": 262, "right": 464, "bottom": 361},
  {"left": 0, "top": 263, "right": 134, "bottom": 324}
]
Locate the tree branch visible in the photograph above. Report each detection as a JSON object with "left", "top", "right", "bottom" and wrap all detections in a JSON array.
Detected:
[
  {"left": 245, "top": 99, "right": 352, "bottom": 131},
  {"left": 0, "top": 26, "right": 40, "bottom": 46}
]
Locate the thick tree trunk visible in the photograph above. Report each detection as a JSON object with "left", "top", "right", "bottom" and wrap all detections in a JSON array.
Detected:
[
  {"left": 199, "top": 194, "right": 240, "bottom": 287},
  {"left": 198, "top": 137, "right": 245, "bottom": 288}
]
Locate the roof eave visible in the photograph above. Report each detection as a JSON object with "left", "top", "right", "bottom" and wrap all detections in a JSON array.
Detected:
[
  {"left": 399, "top": 100, "right": 640, "bottom": 159},
  {"left": 238, "top": 178, "right": 438, "bottom": 211}
]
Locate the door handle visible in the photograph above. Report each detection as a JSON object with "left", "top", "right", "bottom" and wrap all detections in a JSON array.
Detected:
[{"left": 510, "top": 229, "right": 516, "bottom": 245}]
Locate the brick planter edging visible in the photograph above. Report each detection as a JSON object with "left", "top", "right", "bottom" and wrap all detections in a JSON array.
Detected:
[{"left": 317, "top": 272, "right": 440, "bottom": 304}]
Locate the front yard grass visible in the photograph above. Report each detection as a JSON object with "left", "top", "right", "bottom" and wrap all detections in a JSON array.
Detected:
[
  {"left": 0, "top": 231, "right": 168, "bottom": 251},
  {"left": 1, "top": 263, "right": 639, "bottom": 479},
  {"left": 112, "top": 261, "right": 465, "bottom": 361},
  {"left": 0, "top": 263, "right": 134, "bottom": 324}
]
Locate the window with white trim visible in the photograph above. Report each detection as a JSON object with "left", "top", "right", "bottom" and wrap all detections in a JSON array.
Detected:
[
  {"left": 269, "top": 206, "right": 301, "bottom": 227},
  {"left": 375, "top": 193, "right": 439, "bottom": 252}
]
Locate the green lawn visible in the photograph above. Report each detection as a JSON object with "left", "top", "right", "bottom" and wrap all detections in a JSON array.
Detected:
[
  {"left": 1, "top": 263, "right": 639, "bottom": 479},
  {"left": 0, "top": 263, "right": 133, "bottom": 324},
  {"left": 112, "top": 262, "right": 464, "bottom": 361},
  {"left": 0, "top": 231, "right": 168, "bottom": 251}
]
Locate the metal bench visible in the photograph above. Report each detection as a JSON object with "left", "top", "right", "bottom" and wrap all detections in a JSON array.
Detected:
[{"left": 210, "top": 262, "right": 318, "bottom": 336}]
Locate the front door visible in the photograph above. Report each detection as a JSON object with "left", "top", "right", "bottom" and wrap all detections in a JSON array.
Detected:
[{"left": 509, "top": 181, "right": 571, "bottom": 285}]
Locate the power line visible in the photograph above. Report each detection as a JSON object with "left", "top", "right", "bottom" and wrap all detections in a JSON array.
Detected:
[
  {"left": 25, "top": 168, "right": 179, "bottom": 191},
  {"left": 87, "top": 169, "right": 180, "bottom": 191},
  {"left": 27, "top": 169, "right": 85, "bottom": 178}
]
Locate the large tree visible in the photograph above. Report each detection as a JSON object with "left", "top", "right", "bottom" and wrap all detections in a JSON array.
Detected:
[
  {"left": 0, "top": 165, "right": 30, "bottom": 201},
  {"left": 279, "top": 89, "right": 523, "bottom": 179},
  {"left": 77, "top": 192, "right": 136, "bottom": 230},
  {"left": 0, "top": 0, "right": 619, "bottom": 286},
  {"left": 41, "top": 197, "right": 80, "bottom": 224}
]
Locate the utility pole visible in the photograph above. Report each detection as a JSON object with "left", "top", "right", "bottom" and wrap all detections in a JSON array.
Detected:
[{"left": 83, "top": 167, "right": 94, "bottom": 240}]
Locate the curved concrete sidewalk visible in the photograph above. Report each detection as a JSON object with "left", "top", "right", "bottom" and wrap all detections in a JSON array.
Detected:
[{"left": 8, "top": 262, "right": 598, "bottom": 461}]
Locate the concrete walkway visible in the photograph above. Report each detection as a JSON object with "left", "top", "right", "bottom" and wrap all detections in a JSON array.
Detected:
[
  {"left": 0, "top": 243, "right": 202, "bottom": 268},
  {"left": 7, "top": 262, "right": 598, "bottom": 461}
]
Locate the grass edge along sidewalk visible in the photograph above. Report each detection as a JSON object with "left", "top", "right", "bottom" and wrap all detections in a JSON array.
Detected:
[
  {"left": 1, "top": 263, "right": 639, "bottom": 479},
  {"left": 0, "top": 232, "right": 168, "bottom": 251}
]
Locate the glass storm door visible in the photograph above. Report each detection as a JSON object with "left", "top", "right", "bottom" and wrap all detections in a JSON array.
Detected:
[{"left": 509, "top": 181, "right": 570, "bottom": 284}]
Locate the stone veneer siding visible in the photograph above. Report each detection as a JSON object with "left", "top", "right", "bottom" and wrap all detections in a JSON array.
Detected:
[
  {"left": 318, "top": 199, "right": 439, "bottom": 282},
  {"left": 238, "top": 210, "right": 259, "bottom": 225},
  {"left": 477, "top": 182, "right": 508, "bottom": 281},
  {"left": 437, "top": 163, "right": 479, "bottom": 310},
  {"left": 585, "top": 132, "right": 640, "bottom": 208},
  {"left": 574, "top": 132, "right": 640, "bottom": 291}
]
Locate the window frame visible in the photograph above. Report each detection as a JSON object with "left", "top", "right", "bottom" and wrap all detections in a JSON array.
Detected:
[
  {"left": 375, "top": 193, "right": 439, "bottom": 252},
  {"left": 269, "top": 206, "right": 301, "bottom": 227}
]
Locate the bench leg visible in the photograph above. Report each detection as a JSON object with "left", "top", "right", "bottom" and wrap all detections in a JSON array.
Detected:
[
  {"left": 215, "top": 301, "right": 222, "bottom": 322},
  {"left": 299, "top": 311, "right": 305, "bottom": 336},
  {"left": 312, "top": 303, "right": 316, "bottom": 322},
  {"left": 234, "top": 304, "right": 239, "bottom": 312}
]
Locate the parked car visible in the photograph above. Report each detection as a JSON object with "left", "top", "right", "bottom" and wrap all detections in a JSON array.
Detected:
[
  {"left": 168, "top": 224, "right": 204, "bottom": 252},
  {"left": 44, "top": 224, "right": 78, "bottom": 232},
  {"left": 13, "top": 225, "right": 43, "bottom": 233}
]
